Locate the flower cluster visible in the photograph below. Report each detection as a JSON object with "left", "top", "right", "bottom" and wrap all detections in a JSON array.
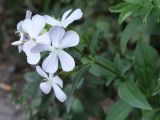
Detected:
[{"left": 12, "top": 9, "right": 83, "bottom": 102}]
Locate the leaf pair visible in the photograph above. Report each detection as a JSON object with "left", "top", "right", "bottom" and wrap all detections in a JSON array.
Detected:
[{"left": 109, "top": 2, "right": 140, "bottom": 24}]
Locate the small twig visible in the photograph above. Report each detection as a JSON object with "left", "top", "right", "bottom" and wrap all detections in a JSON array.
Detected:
[{"left": 0, "top": 83, "right": 12, "bottom": 92}]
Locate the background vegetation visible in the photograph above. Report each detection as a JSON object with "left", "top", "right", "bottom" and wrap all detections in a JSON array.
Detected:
[{"left": 1, "top": 0, "right": 160, "bottom": 120}]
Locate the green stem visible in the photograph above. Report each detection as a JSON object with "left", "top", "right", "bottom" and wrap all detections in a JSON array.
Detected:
[
  {"left": 74, "top": 48, "right": 118, "bottom": 76},
  {"left": 74, "top": 48, "right": 127, "bottom": 81},
  {"left": 94, "top": 60, "right": 118, "bottom": 76}
]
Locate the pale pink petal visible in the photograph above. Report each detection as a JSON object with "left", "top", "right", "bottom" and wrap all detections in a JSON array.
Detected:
[
  {"left": 61, "top": 9, "right": 83, "bottom": 28},
  {"left": 32, "top": 14, "right": 46, "bottom": 36},
  {"left": 23, "top": 41, "right": 35, "bottom": 55},
  {"left": 18, "top": 46, "right": 23, "bottom": 53},
  {"left": 17, "top": 21, "right": 23, "bottom": 32},
  {"left": 40, "top": 82, "right": 52, "bottom": 94},
  {"left": 23, "top": 41, "right": 40, "bottom": 65},
  {"left": 26, "top": 10, "right": 32, "bottom": 19},
  {"left": 53, "top": 76, "right": 63, "bottom": 88},
  {"left": 31, "top": 44, "right": 51, "bottom": 53},
  {"left": 11, "top": 41, "right": 23, "bottom": 46},
  {"left": 26, "top": 53, "right": 40, "bottom": 65},
  {"left": 36, "top": 66, "right": 48, "bottom": 79},
  {"left": 49, "top": 26, "right": 65, "bottom": 47},
  {"left": 60, "top": 30, "right": 79, "bottom": 49},
  {"left": 58, "top": 50, "right": 75, "bottom": 72},
  {"left": 42, "top": 53, "right": 58, "bottom": 73},
  {"left": 22, "top": 19, "right": 35, "bottom": 37},
  {"left": 44, "top": 15, "right": 61, "bottom": 26},
  {"left": 52, "top": 84, "right": 67, "bottom": 102},
  {"left": 61, "top": 9, "right": 72, "bottom": 21},
  {"left": 36, "top": 32, "right": 51, "bottom": 45}
]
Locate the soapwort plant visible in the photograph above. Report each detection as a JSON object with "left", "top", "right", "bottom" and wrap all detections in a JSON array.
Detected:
[{"left": 11, "top": 1, "right": 160, "bottom": 119}]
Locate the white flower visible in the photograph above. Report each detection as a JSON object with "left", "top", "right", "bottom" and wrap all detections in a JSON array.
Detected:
[
  {"left": 12, "top": 11, "right": 51, "bottom": 65},
  {"left": 31, "top": 26, "right": 79, "bottom": 73},
  {"left": 44, "top": 9, "right": 83, "bottom": 28},
  {"left": 21, "top": 14, "right": 51, "bottom": 65},
  {"left": 11, "top": 10, "right": 32, "bottom": 53},
  {"left": 36, "top": 66, "right": 67, "bottom": 102}
]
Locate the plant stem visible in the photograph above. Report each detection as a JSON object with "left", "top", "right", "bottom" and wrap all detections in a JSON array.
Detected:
[{"left": 74, "top": 47, "right": 127, "bottom": 81}]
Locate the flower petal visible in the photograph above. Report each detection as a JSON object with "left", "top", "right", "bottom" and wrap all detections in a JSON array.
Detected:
[
  {"left": 40, "top": 82, "right": 52, "bottom": 94},
  {"left": 31, "top": 44, "right": 51, "bottom": 53},
  {"left": 22, "top": 19, "right": 35, "bottom": 37},
  {"left": 23, "top": 41, "right": 35, "bottom": 55},
  {"left": 52, "top": 84, "right": 67, "bottom": 102},
  {"left": 61, "top": 9, "right": 72, "bottom": 21},
  {"left": 36, "top": 32, "right": 51, "bottom": 45},
  {"left": 23, "top": 41, "right": 40, "bottom": 65},
  {"left": 44, "top": 15, "right": 61, "bottom": 26},
  {"left": 49, "top": 26, "right": 65, "bottom": 47},
  {"left": 42, "top": 53, "right": 58, "bottom": 73},
  {"left": 58, "top": 50, "right": 75, "bottom": 72},
  {"left": 36, "top": 66, "right": 48, "bottom": 79},
  {"left": 26, "top": 10, "right": 32, "bottom": 19},
  {"left": 27, "top": 53, "right": 40, "bottom": 65},
  {"left": 53, "top": 76, "right": 63, "bottom": 88},
  {"left": 17, "top": 21, "right": 23, "bottom": 32},
  {"left": 11, "top": 40, "right": 23, "bottom": 46},
  {"left": 32, "top": 14, "right": 46, "bottom": 36},
  {"left": 61, "top": 9, "right": 83, "bottom": 28},
  {"left": 60, "top": 31, "right": 79, "bottom": 49},
  {"left": 18, "top": 46, "right": 23, "bottom": 53}
]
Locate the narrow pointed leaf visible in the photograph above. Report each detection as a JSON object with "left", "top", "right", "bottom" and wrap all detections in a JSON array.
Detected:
[
  {"left": 106, "top": 100, "right": 133, "bottom": 120},
  {"left": 120, "top": 18, "right": 142, "bottom": 53},
  {"left": 90, "top": 29, "right": 101, "bottom": 56},
  {"left": 118, "top": 81, "right": 152, "bottom": 110}
]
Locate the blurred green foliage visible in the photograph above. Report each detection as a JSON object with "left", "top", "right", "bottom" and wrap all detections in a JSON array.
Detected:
[{"left": 2, "top": 0, "right": 159, "bottom": 120}]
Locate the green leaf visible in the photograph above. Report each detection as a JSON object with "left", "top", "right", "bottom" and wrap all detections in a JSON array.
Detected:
[
  {"left": 24, "top": 72, "right": 41, "bottom": 82},
  {"left": 109, "top": 2, "right": 130, "bottom": 13},
  {"left": 89, "top": 56, "right": 117, "bottom": 86},
  {"left": 134, "top": 40, "right": 159, "bottom": 95},
  {"left": 154, "top": 0, "right": 160, "bottom": 10},
  {"left": 118, "top": 80, "right": 152, "bottom": 110},
  {"left": 152, "top": 78, "right": 160, "bottom": 96},
  {"left": 134, "top": 40, "right": 159, "bottom": 72},
  {"left": 106, "top": 100, "right": 133, "bottom": 120},
  {"left": 90, "top": 29, "right": 101, "bottom": 56},
  {"left": 106, "top": 77, "right": 116, "bottom": 87},
  {"left": 113, "top": 53, "right": 131, "bottom": 75},
  {"left": 71, "top": 98, "right": 84, "bottom": 113},
  {"left": 89, "top": 63, "right": 116, "bottom": 87},
  {"left": 109, "top": 2, "right": 140, "bottom": 24},
  {"left": 72, "top": 65, "right": 91, "bottom": 91},
  {"left": 141, "top": 0, "right": 154, "bottom": 6},
  {"left": 123, "top": 0, "right": 142, "bottom": 4},
  {"left": 142, "top": 16, "right": 160, "bottom": 35},
  {"left": 81, "top": 56, "right": 93, "bottom": 65},
  {"left": 23, "top": 72, "right": 41, "bottom": 97},
  {"left": 120, "top": 18, "right": 142, "bottom": 53},
  {"left": 141, "top": 110, "right": 157, "bottom": 120},
  {"left": 118, "top": 4, "right": 140, "bottom": 24},
  {"left": 140, "top": 3, "right": 153, "bottom": 23},
  {"left": 89, "top": 63, "right": 116, "bottom": 77},
  {"left": 95, "top": 56, "right": 117, "bottom": 75}
]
